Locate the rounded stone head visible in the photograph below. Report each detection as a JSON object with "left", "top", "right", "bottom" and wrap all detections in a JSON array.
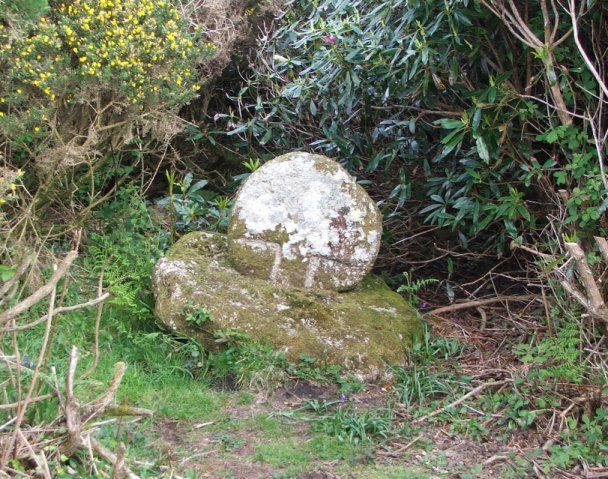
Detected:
[{"left": 227, "top": 152, "right": 382, "bottom": 291}]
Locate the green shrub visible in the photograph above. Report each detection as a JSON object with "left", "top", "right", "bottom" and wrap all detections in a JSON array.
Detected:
[
  {"left": 3, "top": 0, "right": 49, "bottom": 18},
  {"left": 546, "top": 411, "right": 608, "bottom": 469},
  {"left": 0, "top": 0, "right": 216, "bottom": 234},
  {"left": 315, "top": 406, "right": 395, "bottom": 444},
  {"left": 225, "top": 0, "right": 607, "bottom": 249},
  {"left": 159, "top": 171, "right": 232, "bottom": 233},
  {"left": 515, "top": 317, "right": 587, "bottom": 384},
  {"left": 84, "top": 184, "right": 168, "bottom": 322}
]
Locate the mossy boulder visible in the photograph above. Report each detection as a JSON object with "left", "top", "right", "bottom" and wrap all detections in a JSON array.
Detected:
[{"left": 152, "top": 231, "right": 421, "bottom": 379}]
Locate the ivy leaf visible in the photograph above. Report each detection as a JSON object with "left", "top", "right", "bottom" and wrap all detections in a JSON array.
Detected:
[
  {"left": 546, "top": 129, "right": 559, "bottom": 143},
  {"left": 554, "top": 171, "right": 567, "bottom": 185}
]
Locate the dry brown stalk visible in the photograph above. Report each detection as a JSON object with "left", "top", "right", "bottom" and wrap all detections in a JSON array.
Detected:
[
  {"left": 0, "top": 250, "right": 78, "bottom": 326},
  {"left": 102, "top": 406, "right": 154, "bottom": 418},
  {"left": 81, "top": 266, "right": 107, "bottom": 379},
  {"left": 0, "top": 394, "right": 55, "bottom": 411},
  {"left": 16, "top": 429, "right": 51, "bottom": 479},
  {"left": 595, "top": 237, "right": 608, "bottom": 264},
  {"left": 92, "top": 438, "right": 139, "bottom": 479},
  {"left": 427, "top": 295, "right": 537, "bottom": 317},
  {"left": 513, "top": 238, "right": 608, "bottom": 327},
  {"left": 61, "top": 346, "right": 83, "bottom": 457},
  {"left": 1, "top": 282, "right": 57, "bottom": 467},
  {"left": 82, "top": 361, "right": 127, "bottom": 424},
  {"left": 111, "top": 443, "right": 127, "bottom": 479},
  {"left": 479, "top": 0, "right": 574, "bottom": 126},
  {"left": 411, "top": 378, "right": 513, "bottom": 424},
  {"left": 563, "top": 242, "right": 608, "bottom": 324},
  {"left": 1, "top": 292, "right": 109, "bottom": 333},
  {"left": 0, "top": 255, "right": 33, "bottom": 305},
  {"left": 0, "top": 249, "right": 140, "bottom": 477},
  {"left": 53, "top": 346, "right": 143, "bottom": 477}
]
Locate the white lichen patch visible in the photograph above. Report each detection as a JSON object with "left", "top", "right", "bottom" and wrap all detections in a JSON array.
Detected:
[
  {"left": 369, "top": 306, "right": 398, "bottom": 316},
  {"left": 320, "top": 337, "right": 344, "bottom": 348},
  {"left": 154, "top": 259, "right": 199, "bottom": 300},
  {"left": 228, "top": 152, "right": 382, "bottom": 291}
]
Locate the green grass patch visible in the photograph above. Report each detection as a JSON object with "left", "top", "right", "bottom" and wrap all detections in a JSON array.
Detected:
[
  {"left": 350, "top": 465, "right": 431, "bottom": 479},
  {"left": 306, "top": 434, "right": 360, "bottom": 461},
  {"left": 253, "top": 437, "right": 311, "bottom": 468}
]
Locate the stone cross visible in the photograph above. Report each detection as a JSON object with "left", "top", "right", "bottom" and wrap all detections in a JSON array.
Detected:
[{"left": 227, "top": 152, "right": 382, "bottom": 291}]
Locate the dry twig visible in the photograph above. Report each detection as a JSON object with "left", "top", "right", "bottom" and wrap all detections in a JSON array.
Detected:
[
  {"left": 0, "top": 250, "right": 77, "bottom": 326},
  {"left": 427, "top": 295, "right": 537, "bottom": 317},
  {"left": 412, "top": 379, "right": 513, "bottom": 424}
]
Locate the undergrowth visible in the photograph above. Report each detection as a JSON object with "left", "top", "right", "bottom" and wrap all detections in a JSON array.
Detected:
[{"left": 3, "top": 185, "right": 607, "bottom": 478}]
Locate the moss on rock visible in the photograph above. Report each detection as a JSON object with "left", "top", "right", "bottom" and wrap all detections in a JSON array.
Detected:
[{"left": 152, "top": 231, "right": 421, "bottom": 379}]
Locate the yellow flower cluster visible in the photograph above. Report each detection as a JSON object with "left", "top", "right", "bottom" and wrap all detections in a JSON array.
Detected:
[
  {"left": 0, "top": 0, "right": 216, "bottom": 125},
  {"left": 0, "top": 18, "right": 63, "bottom": 107},
  {"left": 0, "top": 169, "right": 24, "bottom": 206},
  {"left": 55, "top": 0, "right": 207, "bottom": 103}
]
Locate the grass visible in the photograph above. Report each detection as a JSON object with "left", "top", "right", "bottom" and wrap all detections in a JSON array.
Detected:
[
  {"left": 253, "top": 438, "right": 311, "bottom": 467},
  {"left": 36, "top": 299, "right": 443, "bottom": 476},
  {"left": 349, "top": 465, "right": 431, "bottom": 479},
  {"left": 4, "top": 192, "right": 607, "bottom": 478},
  {"left": 238, "top": 414, "right": 292, "bottom": 438},
  {"left": 6, "top": 276, "right": 602, "bottom": 478}
]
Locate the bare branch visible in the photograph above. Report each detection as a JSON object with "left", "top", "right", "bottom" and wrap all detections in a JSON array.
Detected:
[
  {"left": 0, "top": 255, "right": 33, "bottom": 301},
  {"left": 568, "top": 0, "right": 608, "bottom": 99},
  {"left": 2, "top": 293, "right": 109, "bottom": 333},
  {"left": 564, "top": 242, "right": 608, "bottom": 324},
  {"left": 595, "top": 237, "right": 608, "bottom": 264},
  {"left": 0, "top": 251, "right": 78, "bottom": 326},
  {"left": 412, "top": 379, "right": 513, "bottom": 424},
  {"left": 427, "top": 295, "right": 537, "bottom": 316}
]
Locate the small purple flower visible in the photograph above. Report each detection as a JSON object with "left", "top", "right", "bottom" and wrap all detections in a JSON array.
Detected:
[
  {"left": 418, "top": 300, "right": 429, "bottom": 310},
  {"left": 21, "top": 354, "right": 34, "bottom": 369},
  {"left": 339, "top": 393, "right": 347, "bottom": 403},
  {"left": 323, "top": 35, "right": 337, "bottom": 45}
]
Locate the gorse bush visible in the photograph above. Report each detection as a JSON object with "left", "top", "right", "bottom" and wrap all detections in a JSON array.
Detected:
[
  {"left": 0, "top": 0, "right": 218, "bottom": 242},
  {"left": 227, "top": 0, "right": 607, "bottom": 250},
  {"left": 0, "top": 0, "right": 212, "bottom": 156},
  {"left": 0, "top": 0, "right": 210, "bottom": 129},
  {"left": 0, "top": 166, "right": 23, "bottom": 206}
]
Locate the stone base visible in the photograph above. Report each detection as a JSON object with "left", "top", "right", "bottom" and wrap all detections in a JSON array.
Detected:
[{"left": 152, "top": 232, "right": 421, "bottom": 380}]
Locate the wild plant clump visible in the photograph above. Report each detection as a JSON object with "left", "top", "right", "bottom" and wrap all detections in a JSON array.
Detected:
[
  {"left": 0, "top": 0, "right": 270, "bottom": 248},
  {"left": 0, "top": 0, "right": 213, "bottom": 172},
  {"left": 2, "top": 0, "right": 211, "bottom": 111}
]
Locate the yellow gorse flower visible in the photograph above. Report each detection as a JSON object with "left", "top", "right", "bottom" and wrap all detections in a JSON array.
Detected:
[{"left": 0, "top": 0, "right": 211, "bottom": 121}]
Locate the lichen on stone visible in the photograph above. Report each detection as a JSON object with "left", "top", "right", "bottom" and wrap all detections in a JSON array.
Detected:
[
  {"left": 227, "top": 152, "right": 382, "bottom": 291},
  {"left": 152, "top": 231, "right": 421, "bottom": 380}
]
